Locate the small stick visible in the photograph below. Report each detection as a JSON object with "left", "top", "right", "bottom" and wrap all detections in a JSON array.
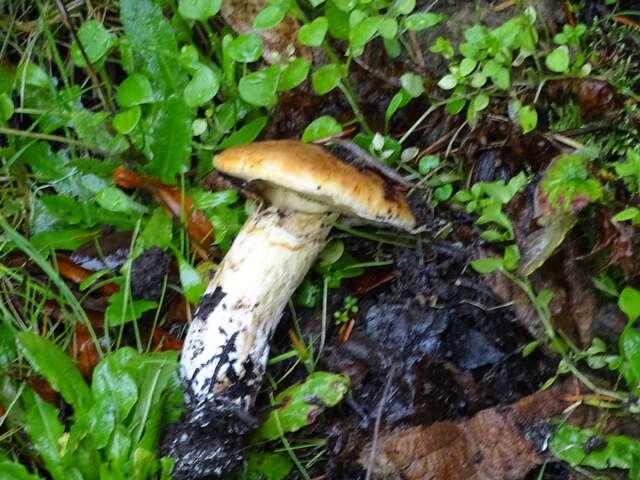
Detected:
[
  {"left": 491, "top": 0, "right": 515, "bottom": 12},
  {"left": 328, "top": 139, "right": 417, "bottom": 190},
  {"left": 52, "top": 0, "right": 115, "bottom": 113}
]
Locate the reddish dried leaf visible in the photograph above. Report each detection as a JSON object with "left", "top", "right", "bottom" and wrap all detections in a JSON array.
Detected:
[
  {"left": 71, "top": 324, "right": 101, "bottom": 379},
  {"left": 151, "top": 327, "right": 184, "bottom": 352},
  {"left": 113, "top": 166, "right": 214, "bottom": 259},
  {"left": 56, "top": 254, "right": 118, "bottom": 296},
  {"left": 27, "top": 377, "right": 59, "bottom": 405}
]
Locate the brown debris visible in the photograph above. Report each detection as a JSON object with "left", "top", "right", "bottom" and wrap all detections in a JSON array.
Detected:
[
  {"left": 359, "top": 383, "right": 572, "bottom": 480},
  {"left": 72, "top": 324, "right": 101, "bottom": 379},
  {"left": 113, "top": 166, "right": 214, "bottom": 259},
  {"left": 545, "top": 78, "right": 623, "bottom": 120}
]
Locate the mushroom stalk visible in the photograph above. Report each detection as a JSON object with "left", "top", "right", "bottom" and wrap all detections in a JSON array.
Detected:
[{"left": 167, "top": 206, "right": 332, "bottom": 478}]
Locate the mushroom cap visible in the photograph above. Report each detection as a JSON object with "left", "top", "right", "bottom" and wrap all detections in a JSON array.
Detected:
[{"left": 214, "top": 140, "right": 416, "bottom": 231}]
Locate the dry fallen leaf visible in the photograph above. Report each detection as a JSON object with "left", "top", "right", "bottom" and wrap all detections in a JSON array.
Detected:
[{"left": 359, "top": 383, "right": 571, "bottom": 480}]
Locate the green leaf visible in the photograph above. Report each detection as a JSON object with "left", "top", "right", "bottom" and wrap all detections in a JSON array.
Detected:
[
  {"left": 325, "top": 0, "right": 350, "bottom": 40},
  {"left": 178, "top": 255, "right": 205, "bottom": 303},
  {"left": 245, "top": 452, "right": 293, "bottom": 480},
  {"left": 437, "top": 73, "right": 457, "bottom": 90},
  {"left": 302, "top": 115, "right": 342, "bottom": 142},
  {"left": 120, "top": 0, "right": 185, "bottom": 94},
  {"left": 278, "top": 57, "right": 311, "bottom": 91},
  {"left": 467, "top": 93, "right": 490, "bottom": 125},
  {"left": 418, "top": 155, "right": 440, "bottom": 174},
  {"left": 298, "top": 17, "right": 328, "bottom": 47},
  {"left": 546, "top": 46, "right": 570, "bottom": 73},
  {"left": 518, "top": 105, "right": 537, "bottom": 134},
  {"left": 148, "top": 96, "right": 193, "bottom": 184},
  {"left": 541, "top": 149, "right": 602, "bottom": 214},
  {"left": 257, "top": 372, "right": 349, "bottom": 440},
  {"left": 404, "top": 12, "right": 444, "bottom": 31},
  {"left": 620, "top": 326, "right": 640, "bottom": 391},
  {"left": 178, "top": 0, "right": 221, "bottom": 21},
  {"left": 400, "top": 72, "right": 424, "bottom": 98},
  {"left": 226, "top": 34, "right": 264, "bottom": 63},
  {"left": 349, "top": 16, "right": 382, "bottom": 55},
  {"left": 184, "top": 64, "right": 220, "bottom": 107},
  {"left": 384, "top": 90, "right": 411, "bottom": 128},
  {"left": 112, "top": 106, "right": 141, "bottom": 134},
  {"left": 31, "top": 228, "right": 97, "bottom": 251},
  {"left": 0, "top": 93, "right": 14, "bottom": 122},
  {"left": 16, "top": 63, "right": 51, "bottom": 88},
  {"left": 105, "top": 291, "right": 157, "bottom": 327},
  {"left": 379, "top": 17, "right": 399, "bottom": 39},
  {"left": 311, "top": 63, "right": 342, "bottom": 95},
  {"left": 503, "top": 244, "right": 520, "bottom": 271},
  {"left": 619, "top": 287, "right": 640, "bottom": 324},
  {"left": 459, "top": 57, "right": 478, "bottom": 77},
  {"left": 219, "top": 116, "right": 268, "bottom": 149},
  {"left": 141, "top": 208, "right": 173, "bottom": 249},
  {"left": 550, "top": 423, "right": 640, "bottom": 473},
  {"left": 116, "top": 73, "right": 155, "bottom": 108},
  {"left": 21, "top": 388, "right": 67, "bottom": 480},
  {"left": 253, "top": 5, "right": 288, "bottom": 30},
  {"left": 17, "top": 332, "right": 92, "bottom": 413},
  {"left": 470, "top": 257, "right": 503, "bottom": 273},
  {"left": 0, "top": 460, "right": 40, "bottom": 480},
  {"left": 96, "top": 186, "right": 146, "bottom": 214},
  {"left": 71, "top": 20, "right": 115, "bottom": 67},
  {"left": 92, "top": 348, "right": 139, "bottom": 422},
  {"left": 239, "top": 65, "right": 280, "bottom": 107},
  {"left": 615, "top": 148, "right": 640, "bottom": 193},
  {"left": 612, "top": 207, "right": 640, "bottom": 223}
]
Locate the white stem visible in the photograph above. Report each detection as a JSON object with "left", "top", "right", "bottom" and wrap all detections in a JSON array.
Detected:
[{"left": 181, "top": 206, "right": 331, "bottom": 407}]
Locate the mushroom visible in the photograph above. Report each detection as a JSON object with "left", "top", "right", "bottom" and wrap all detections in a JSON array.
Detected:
[{"left": 165, "top": 140, "right": 416, "bottom": 479}]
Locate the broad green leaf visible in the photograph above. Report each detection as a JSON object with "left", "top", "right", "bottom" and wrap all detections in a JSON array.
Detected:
[
  {"left": 302, "top": 115, "right": 342, "bottom": 142},
  {"left": 0, "top": 460, "right": 40, "bottom": 480},
  {"left": 470, "top": 257, "right": 503, "bottom": 273},
  {"left": 325, "top": 0, "right": 350, "bottom": 40},
  {"left": 385, "top": 90, "right": 411, "bottom": 128},
  {"left": 546, "top": 46, "right": 570, "bottom": 73},
  {"left": 140, "top": 208, "right": 173, "bottom": 249},
  {"left": 178, "top": 255, "right": 205, "bottom": 303},
  {"left": 404, "top": 12, "right": 444, "bottom": 31},
  {"left": 278, "top": 57, "right": 311, "bottom": 91},
  {"left": 219, "top": 116, "right": 268, "bottom": 149},
  {"left": 148, "top": 96, "right": 193, "bottom": 184},
  {"left": 459, "top": 57, "right": 477, "bottom": 77},
  {"left": 311, "top": 63, "right": 342, "bottom": 95},
  {"left": 113, "top": 106, "right": 141, "bottom": 134},
  {"left": 503, "top": 244, "right": 520, "bottom": 271},
  {"left": 184, "top": 64, "right": 220, "bottom": 107},
  {"left": 612, "top": 207, "right": 640, "bottom": 223},
  {"left": 239, "top": 66, "right": 280, "bottom": 107},
  {"left": 105, "top": 291, "right": 157, "bottom": 327},
  {"left": 253, "top": 5, "right": 288, "bottom": 30},
  {"left": 21, "top": 388, "right": 68, "bottom": 480},
  {"left": 71, "top": 20, "right": 115, "bottom": 67},
  {"left": 400, "top": 72, "right": 424, "bottom": 98},
  {"left": 619, "top": 287, "right": 640, "bottom": 324},
  {"left": 178, "top": 0, "right": 221, "bottom": 21},
  {"left": 298, "top": 17, "right": 328, "bottom": 47},
  {"left": 257, "top": 372, "right": 349, "bottom": 440},
  {"left": 467, "top": 93, "right": 489, "bottom": 125},
  {"left": 116, "top": 73, "right": 155, "bottom": 108},
  {"left": 17, "top": 332, "right": 92, "bottom": 413},
  {"left": 16, "top": 63, "right": 51, "bottom": 88},
  {"left": 120, "top": 0, "right": 185, "bottom": 94},
  {"left": 92, "top": 348, "right": 139, "bottom": 423},
  {"left": 226, "top": 34, "right": 264, "bottom": 63}
]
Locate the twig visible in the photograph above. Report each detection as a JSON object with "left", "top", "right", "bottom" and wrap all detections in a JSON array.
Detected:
[
  {"left": 491, "top": 0, "right": 515, "bottom": 12},
  {"left": 365, "top": 365, "right": 396, "bottom": 480},
  {"left": 0, "top": 126, "right": 104, "bottom": 153},
  {"left": 328, "top": 139, "right": 417, "bottom": 190},
  {"left": 52, "top": 0, "right": 115, "bottom": 113}
]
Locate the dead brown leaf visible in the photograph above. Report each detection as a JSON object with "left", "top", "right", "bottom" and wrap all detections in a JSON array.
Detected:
[{"left": 359, "top": 383, "right": 571, "bottom": 480}]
